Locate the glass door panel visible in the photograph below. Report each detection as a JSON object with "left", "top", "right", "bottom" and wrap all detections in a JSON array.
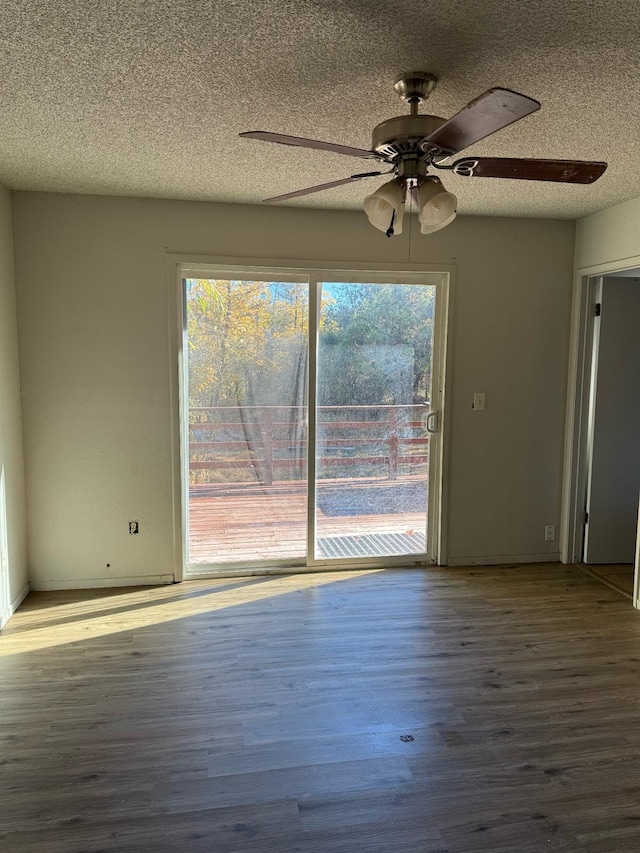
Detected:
[
  {"left": 315, "top": 282, "right": 435, "bottom": 560},
  {"left": 185, "top": 277, "right": 308, "bottom": 565}
]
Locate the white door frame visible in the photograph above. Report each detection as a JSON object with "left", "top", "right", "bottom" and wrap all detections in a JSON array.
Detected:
[
  {"left": 578, "top": 274, "right": 602, "bottom": 565},
  {"left": 167, "top": 254, "right": 454, "bottom": 580},
  {"left": 0, "top": 466, "right": 10, "bottom": 628},
  {"left": 561, "top": 256, "right": 640, "bottom": 609},
  {"left": 636, "top": 502, "right": 640, "bottom": 609}
]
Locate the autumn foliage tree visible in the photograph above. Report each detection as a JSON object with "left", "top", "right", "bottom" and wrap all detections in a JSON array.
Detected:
[
  {"left": 186, "top": 278, "right": 434, "bottom": 484},
  {"left": 187, "top": 278, "right": 308, "bottom": 410},
  {"left": 187, "top": 278, "right": 434, "bottom": 410}
]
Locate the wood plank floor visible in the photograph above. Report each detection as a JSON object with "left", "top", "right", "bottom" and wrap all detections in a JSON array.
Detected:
[
  {"left": 581, "top": 563, "right": 635, "bottom": 597},
  {"left": 2, "top": 564, "right": 640, "bottom": 852}
]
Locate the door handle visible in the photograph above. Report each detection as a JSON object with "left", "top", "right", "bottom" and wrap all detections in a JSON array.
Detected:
[{"left": 426, "top": 411, "right": 439, "bottom": 434}]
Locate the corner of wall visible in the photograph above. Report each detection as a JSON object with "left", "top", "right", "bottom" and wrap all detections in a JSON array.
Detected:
[{"left": 0, "top": 183, "right": 29, "bottom": 625}]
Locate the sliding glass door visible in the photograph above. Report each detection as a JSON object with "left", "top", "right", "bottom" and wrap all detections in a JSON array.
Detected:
[
  {"left": 182, "top": 268, "right": 446, "bottom": 573},
  {"left": 314, "top": 281, "right": 435, "bottom": 560},
  {"left": 185, "top": 275, "right": 309, "bottom": 565}
]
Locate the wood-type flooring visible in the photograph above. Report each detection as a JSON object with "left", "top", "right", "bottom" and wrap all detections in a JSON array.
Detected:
[
  {"left": 2, "top": 564, "right": 640, "bottom": 852},
  {"left": 581, "top": 563, "right": 635, "bottom": 597}
]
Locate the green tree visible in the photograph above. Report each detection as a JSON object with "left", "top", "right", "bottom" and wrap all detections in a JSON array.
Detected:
[{"left": 320, "top": 284, "right": 434, "bottom": 406}]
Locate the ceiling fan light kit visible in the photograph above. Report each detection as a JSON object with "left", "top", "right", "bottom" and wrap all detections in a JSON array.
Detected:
[
  {"left": 362, "top": 178, "right": 407, "bottom": 236},
  {"left": 416, "top": 178, "right": 458, "bottom": 234},
  {"left": 240, "top": 72, "right": 607, "bottom": 236}
]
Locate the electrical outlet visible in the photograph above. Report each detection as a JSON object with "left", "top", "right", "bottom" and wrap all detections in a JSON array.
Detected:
[
  {"left": 129, "top": 520, "right": 139, "bottom": 535},
  {"left": 544, "top": 524, "right": 555, "bottom": 541}
]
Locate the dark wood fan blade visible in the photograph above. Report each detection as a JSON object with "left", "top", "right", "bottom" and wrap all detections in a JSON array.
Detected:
[
  {"left": 450, "top": 157, "right": 608, "bottom": 183},
  {"left": 423, "top": 88, "right": 541, "bottom": 155},
  {"left": 240, "top": 131, "right": 380, "bottom": 160},
  {"left": 263, "top": 171, "right": 383, "bottom": 203}
]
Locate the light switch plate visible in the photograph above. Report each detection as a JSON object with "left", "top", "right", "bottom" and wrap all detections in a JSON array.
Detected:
[{"left": 473, "top": 392, "right": 486, "bottom": 411}]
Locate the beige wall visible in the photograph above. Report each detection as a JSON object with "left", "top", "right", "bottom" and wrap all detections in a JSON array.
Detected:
[
  {"left": 12, "top": 192, "right": 575, "bottom": 587},
  {"left": 0, "top": 185, "right": 28, "bottom": 619},
  {"left": 575, "top": 195, "right": 640, "bottom": 270}
]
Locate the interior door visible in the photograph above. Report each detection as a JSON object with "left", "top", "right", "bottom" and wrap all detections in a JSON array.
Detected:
[
  {"left": 311, "top": 278, "right": 442, "bottom": 563},
  {"left": 584, "top": 276, "right": 640, "bottom": 564}
]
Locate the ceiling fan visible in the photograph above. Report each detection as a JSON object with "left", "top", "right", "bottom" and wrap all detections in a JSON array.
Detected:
[{"left": 240, "top": 72, "right": 607, "bottom": 236}]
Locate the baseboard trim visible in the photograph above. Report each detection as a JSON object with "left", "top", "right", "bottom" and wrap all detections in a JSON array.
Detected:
[
  {"left": 447, "top": 553, "right": 561, "bottom": 567},
  {"left": 30, "top": 574, "right": 174, "bottom": 591},
  {"left": 0, "top": 581, "right": 31, "bottom": 630}
]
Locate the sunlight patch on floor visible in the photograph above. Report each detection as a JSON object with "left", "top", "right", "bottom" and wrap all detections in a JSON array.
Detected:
[{"left": 0, "top": 570, "right": 383, "bottom": 657}]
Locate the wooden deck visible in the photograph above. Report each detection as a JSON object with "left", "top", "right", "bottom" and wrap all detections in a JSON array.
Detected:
[{"left": 188, "top": 478, "right": 427, "bottom": 564}]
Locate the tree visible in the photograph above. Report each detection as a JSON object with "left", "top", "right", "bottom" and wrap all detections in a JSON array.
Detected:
[
  {"left": 319, "top": 283, "right": 435, "bottom": 406},
  {"left": 185, "top": 278, "right": 434, "bottom": 485},
  {"left": 187, "top": 278, "right": 306, "bottom": 408}
]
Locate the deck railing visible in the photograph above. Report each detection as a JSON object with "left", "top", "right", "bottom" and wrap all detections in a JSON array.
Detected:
[{"left": 189, "top": 404, "right": 429, "bottom": 486}]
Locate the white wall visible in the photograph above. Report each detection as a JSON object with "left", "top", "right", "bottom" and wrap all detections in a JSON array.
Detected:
[
  {"left": 575, "top": 195, "right": 640, "bottom": 270},
  {"left": 0, "top": 185, "right": 29, "bottom": 621},
  {"left": 12, "top": 192, "right": 575, "bottom": 587}
]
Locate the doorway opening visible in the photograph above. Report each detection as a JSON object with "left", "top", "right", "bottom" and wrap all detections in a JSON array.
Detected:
[
  {"left": 564, "top": 269, "right": 640, "bottom": 605},
  {"left": 178, "top": 266, "right": 449, "bottom": 577}
]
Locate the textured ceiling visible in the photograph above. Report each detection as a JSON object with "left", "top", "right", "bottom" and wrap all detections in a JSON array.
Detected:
[{"left": 1, "top": 0, "right": 639, "bottom": 218}]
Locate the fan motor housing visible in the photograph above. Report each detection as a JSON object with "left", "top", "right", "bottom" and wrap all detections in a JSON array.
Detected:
[{"left": 371, "top": 114, "right": 447, "bottom": 159}]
